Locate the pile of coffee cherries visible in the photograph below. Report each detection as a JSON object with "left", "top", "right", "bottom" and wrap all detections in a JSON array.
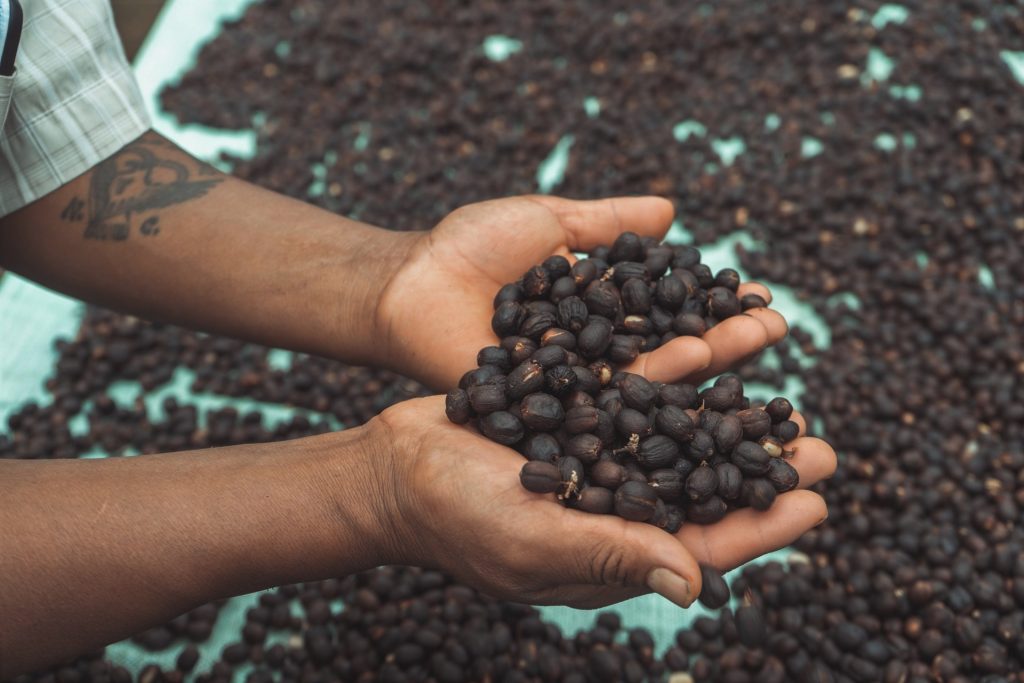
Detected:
[{"left": 445, "top": 232, "right": 801, "bottom": 532}]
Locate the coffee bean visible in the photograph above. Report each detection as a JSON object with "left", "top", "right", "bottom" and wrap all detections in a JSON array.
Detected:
[
  {"left": 611, "top": 262, "right": 651, "bottom": 285},
  {"left": 493, "top": 283, "right": 524, "bottom": 307},
  {"left": 648, "top": 469, "right": 685, "bottom": 502},
  {"left": 478, "top": 411, "right": 524, "bottom": 446},
  {"left": 540, "top": 327, "right": 576, "bottom": 350},
  {"left": 544, "top": 364, "right": 578, "bottom": 396},
  {"left": 570, "top": 365, "right": 601, "bottom": 394},
  {"left": 445, "top": 389, "right": 472, "bottom": 425},
  {"left": 662, "top": 504, "right": 685, "bottom": 534},
  {"left": 774, "top": 420, "right": 800, "bottom": 443},
  {"left": 687, "top": 496, "right": 728, "bottom": 524},
  {"left": 492, "top": 301, "right": 526, "bottom": 337},
  {"left": 621, "top": 279, "right": 653, "bottom": 315},
  {"left": 506, "top": 361, "right": 545, "bottom": 400},
  {"left": 606, "top": 335, "right": 641, "bottom": 364},
  {"left": 658, "top": 383, "right": 698, "bottom": 409},
  {"left": 736, "top": 603, "right": 766, "bottom": 648},
  {"left": 707, "top": 287, "right": 741, "bottom": 319},
  {"left": 655, "top": 277, "right": 688, "bottom": 311},
  {"left": 736, "top": 409, "right": 772, "bottom": 441},
  {"left": 699, "top": 565, "right": 731, "bottom": 610},
  {"left": 759, "top": 435, "right": 785, "bottom": 458},
  {"left": 520, "top": 311, "right": 558, "bottom": 340},
  {"left": 467, "top": 383, "right": 508, "bottom": 415},
  {"left": 577, "top": 486, "right": 615, "bottom": 514},
  {"left": 614, "top": 481, "right": 659, "bottom": 522},
  {"left": 741, "top": 478, "right": 777, "bottom": 511},
  {"left": 685, "top": 465, "right": 719, "bottom": 502},
  {"left": 764, "top": 398, "right": 793, "bottom": 424},
  {"left": 618, "top": 373, "right": 657, "bottom": 412},
  {"left": 544, "top": 275, "right": 575, "bottom": 303},
  {"left": 522, "top": 265, "right": 551, "bottom": 298},
  {"left": 520, "top": 461, "right": 562, "bottom": 494},
  {"left": 531, "top": 344, "right": 568, "bottom": 369},
  {"left": 570, "top": 260, "right": 598, "bottom": 288},
  {"left": 615, "top": 408, "right": 652, "bottom": 439},
  {"left": 578, "top": 317, "right": 615, "bottom": 359},
  {"left": 686, "top": 429, "right": 716, "bottom": 462},
  {"left": 477, "top": 346, "right": 511, "bottom": 371},
  {"left": 766, "top": 458, "right": 799, "bottom": 492},
  {"left": 714, "top": 269, "right": 741, "bottom": 292},
  {"left": 558, "top": 456, "right": 585, "bottom": 491},
  {"left": 700, "top": 385, "right": 736, "bottom": 412},
  {"left": 608, "top": 232, "right": 643, "bottom": 264},
  {"left": 496, "top": 335, "right": 534, "bottom": 364},
  {"left": 565, "top": 405, "right": 600, "bottom": 434},
  {"left": 521, "top": 433, "right": 561, "bottom": 463},
  {"left": 740, "top": 294, "right": 768, "bottom": 311},
  {"left": 715, "top": 462, "right": 744, "bottom": 500},
  {"left": 176, "top": 645, "right": 200, "bottom": 673},
  {"left": 714, "top": 415, "right": 744, "bottom": 453},
  {"left": 590, "top": 460, "right": 627, "bottom": 489},
  {"left": 732, "top": 441, "right": 772, "bottom": 476},
  {"left": 519, "top": 393, "right": 564, "bottom": 432},
  {"left": 566, "top": 433, "right": 603, "bottom": 464},
  {"left": 584, "top": 281, "right": 622, "bottom": 319},
  {"left": 637, "top": 435, "right": 680, "bottom": 470},
  {"left": 653, "top": 404, "right": 696, "bottom": 443},
  {"left": 554, "top": 295, "right": 589, "bottom": 334}
]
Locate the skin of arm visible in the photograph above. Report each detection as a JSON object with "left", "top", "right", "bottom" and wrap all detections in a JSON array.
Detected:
[
  {"left": 0, "top": 131, "right": 419, "bottom": 371},
  {"left": 0, "top": 426, "right": 396, "bottom": 676},
  {"left": 0, "top": 131, "right": 837, "bottom": 676}
]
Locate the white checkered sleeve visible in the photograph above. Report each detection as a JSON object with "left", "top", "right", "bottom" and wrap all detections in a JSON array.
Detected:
[{"left": 0, "top": 0, "right": 151, "bottom": 217}]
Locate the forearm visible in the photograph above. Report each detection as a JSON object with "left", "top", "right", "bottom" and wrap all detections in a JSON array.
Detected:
[
  {"left": 0, "top": 427, "right": 392, "bottom": 677},
  {"left": 0, "top": 131, "right": 418, "bottom": 368}
]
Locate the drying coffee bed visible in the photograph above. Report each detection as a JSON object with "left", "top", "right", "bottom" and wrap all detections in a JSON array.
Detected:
[{"left": 6, "top": 0, "right": 1024, "bottom": 681}]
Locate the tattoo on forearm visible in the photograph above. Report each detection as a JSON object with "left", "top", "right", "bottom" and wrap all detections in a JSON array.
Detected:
[{"left": 60, "top": 132, "right": 223, "bottom": 241}]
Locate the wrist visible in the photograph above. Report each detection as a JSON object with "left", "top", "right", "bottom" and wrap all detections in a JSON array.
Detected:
[
  {"left": 295, "top": 424, "right": 407, "bottom": 574},
  {"left": 328, "top": 224, "right": 421, "bottom": 369}
]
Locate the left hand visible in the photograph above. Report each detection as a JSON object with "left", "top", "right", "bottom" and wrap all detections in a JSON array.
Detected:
[
  {"left": 375, "top": 195, "right": 788, "bottom": 390},
  {"left": 367, "top": 395, "right": 835, "bottom": 609}
]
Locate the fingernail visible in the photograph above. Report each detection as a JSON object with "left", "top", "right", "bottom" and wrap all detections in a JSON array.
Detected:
[
  {"left": 816, "top": 511, "right": 829, "bottom": 526},
  {"left": 646, "top": 568, "right": 694, "bottom": 608}
]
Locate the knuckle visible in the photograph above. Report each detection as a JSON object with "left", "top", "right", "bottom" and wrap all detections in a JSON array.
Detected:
[{"left": 588, "top": 540, "right": 631, "bottom": 587}]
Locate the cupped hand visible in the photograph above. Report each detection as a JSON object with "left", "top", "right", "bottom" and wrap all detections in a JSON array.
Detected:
[
  {"left": 368, "top": 396, "right": 836, "bottom": 610},
  {"left": 376, "top": 195, "right": 787, "bottom": 391}
]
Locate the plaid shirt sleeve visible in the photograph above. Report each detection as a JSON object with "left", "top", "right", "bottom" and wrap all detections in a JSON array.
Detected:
[{"left": 0, "top": 0, "right": 151, "bottom": 217}]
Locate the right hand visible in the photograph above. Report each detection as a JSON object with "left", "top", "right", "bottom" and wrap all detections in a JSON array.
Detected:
[
  {"left": 374, "top": 195, "right": 788, "bottom": 391},
  {"left": 366, "top": 396, "right": 837, "bottom": 609}
]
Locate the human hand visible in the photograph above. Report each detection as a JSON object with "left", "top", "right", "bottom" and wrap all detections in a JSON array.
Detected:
[
  {"left": 375, "top": 195, "right": 787, "bottom": 391},
  {"left": 367, "top": 395, "right": 836, "bottom": 609}
]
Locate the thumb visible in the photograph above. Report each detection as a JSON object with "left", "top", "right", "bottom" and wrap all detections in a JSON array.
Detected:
[
  {"left": 523, "top": 195, "right": 675, "bottom": 251},
  {"left": 565, "top": 512, "right": 703, "bottom": 608}
]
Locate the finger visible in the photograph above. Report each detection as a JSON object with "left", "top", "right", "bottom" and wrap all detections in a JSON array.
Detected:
[
  {"left": 678, "top": 490, "right": 828, "bottom": 572},
  {"left": 788, "top": 436, "right": 837, "bottom": 488},
  {"left": 737, "top": 282, "right": 773, "bottom": 305},
  {"left": 525, "top": 195, "right": 675, "bottom": 251},
  {"left": 529, "top": 508, "right": 702, "bottom": 608},
  {"left": 742, "top": 308, "right": 788, "bottom": 346},
  {"left": 529, "top": 583, "right": 648, "bottom": 610},
  {"left": 554, "top": 245, "right": 578, "bottom": 266},
  {"left": 686, "top": 315, "right": 769, "bottom": 384},
  {"left": 622, "top": 336, "right": 713, "bottom": 383},
  {"left": 561, "top": 585, "right": 647, "bottom": 610}
]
